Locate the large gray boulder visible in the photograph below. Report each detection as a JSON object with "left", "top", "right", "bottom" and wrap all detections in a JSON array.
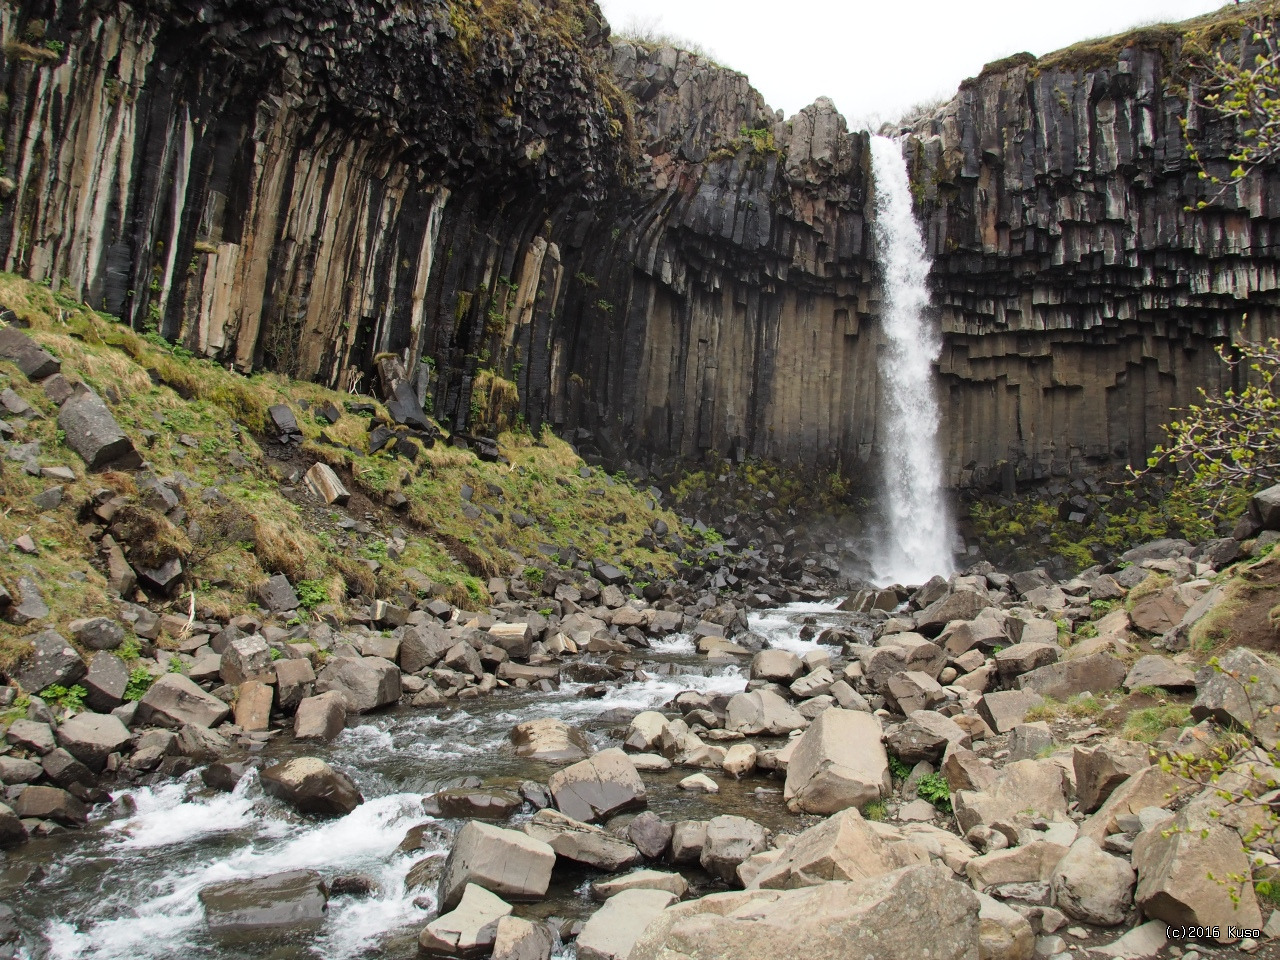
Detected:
[
  {"left": 136, "top": 673, "right": 230, "bottom": 728},
  {"left": 725, "top": 689, "right": 807, "bottom": 736},
  {"left": 751, "top": 650, "right": 804, "bottom": 683},
  {"left": 1250, "top": 482, "right": 1280, "bottom": 529},
  {"left": 1050, "top": 837, "right": 1135, "bottom": 926},
  {"left": 746, "top": 808, "right": 911, "bottom": 889},
  {"left": 199, "top": 870, "right": 327, "bottom": 936},
  {"left": 699, "top": 815, "right": 769, "bottom": 882},
  {"left": 419, "top": 883, "right": 512, "bottom": 957},
  {"left": 1015, "top": 652, "right": 1127, "bottom": 700},
  {"left": 1191, "top": 646, "right": 1280, "bottom": 747},
  {"left": 886, "top": 711, "right": 971, "bottom": 764},
  {"left": 315, "top": 656, "right": 401, "bottom": 713},
  {"left": 953, "top": 759, "right": 1069, "bottom": 835},
  {"left": 254, "top": 574, "right": 299, "bottom": 613},
  {"left": 576, "top": 889, "right": 677, "bottom": 960},
  {"left": 1133, "top": 812, "right": 1263, "bottom": 942},
  {"left": 629, "top": 865, "right": 980, "bottom": 960},
  {"left": 490, "top": 917, "right": 553, "bottom": 960},
  {"left": 398, "top": 623, "right": 454, "bottom": 673},
  {"left": 293, "top": 691, "right": 347, "bottom": 741},
  {"left": 12, "top": 630, "right": 85, "bottom": 694},
  {"left": 547, "top": 748, "right": 645, "bottom": 822},
  {"left": 0, "top": 325, "right": 60, "bottom": 379},
  {"left": 916, "top": 589, "right": 991, "bottom": 635},
  {"left": 220, "top": 635, "right": 274, "bottom": 687},
  {"left": 522, "top": 809, "right": 643, "bottom": 871},
  {"left": 784, "top": 709, "right": 889, "bottom": 814},
  {"left": 55, "top": 712, "right": 132, "bottom": 771},
  {"left": 260, "top": 757, "right": 363, "bottom": 816},
  {"left": 510, "top": 718, "right": 592, "bottom": 763},
  {"left": 1073, "top": 740, "right": 1151, "bottom": 813},
  {"left": 82, "top": 652, "right": 129, "bottom": 712},
  {"left": 58, "top": 386, "right": 141, "bottom": 471},
  {"left": 438, "top": 821, "right": 555, "bottom": 912}
]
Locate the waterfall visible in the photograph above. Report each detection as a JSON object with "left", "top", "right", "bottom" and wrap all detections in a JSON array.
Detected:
[{"left": 868, "top": 135, "right": 954, "bottom": 585}]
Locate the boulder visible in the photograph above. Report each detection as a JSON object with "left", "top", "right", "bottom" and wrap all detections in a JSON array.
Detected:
[
  {"left": 884, "top": 670, "right": 944, "bottom": 715},
  {"left": 522, "top": 808, "right": 642, "bottom": 871},
  {"left": 916, "top": 590, "right": 991, "bottom": 635},
  {"left": 1191, "top": 646, "right": 1280, "bottom": 747},
  {"left": 233, "top": 681, "right": 273, "bottom": 733},
  {"left": 136, "top": 674, "right": 231, "bottom": 728},
  {"left": 860, "top": 637, "right": 946, "bottom": 690},
  {"left": 12, "top": 785, "right": 87, "bottom": 824},
  {"left": 490, "top": 916, "right": 553, "bottom": 960},
  {"left": 751, "top": 649, "right": 804, "bottom": 683},
  {"left": 747, "top": 808, "right": 911, "bottom": 889},
  {"left": 419, "top": 883, "right": 512, "bottom": 957},
  {"left": 70, "top": 617, "right": 125, "bottom": 651},
  {"left": 304, "top": 462, "right": 350, "bottom": 506},
  {"left": 977, "top": 690, "right": 1045, "bottom": 734},
  {"left": 58, "top": 386, "right": 141, "bottom": 470},
  {"left": 700, "top": 814, "right": 770, "bottom": 882},
  {"left": 1079, "top": 766, "right": 1193, "bottom": 845},
  {"left": 725, "top": 689, "right": 807, "bottom": 735},
  {"left": 82, "top": 651, "right": 129, "bottom": 712},
  {"left": 953, "top": 760, "right": 1069, "bottom": 835},
  {"left": 624, "top": 712, "right": 670, "bottom": 752},
  {"left": 629, "top": 865, "right": 980, "bottom": 960},
  {"left": 1252, "top": 482, "right": 1280, "bottom": 529},
  {"left": 1015, "top": 653, "right": 1127, "bottom": 700},
  {"left": 977, "top": 893, "right": 1035, "bottom": 960},
  {"left": 722, "top": 742, "right": 757, "bottom": 779},
  {"left": 55, "top": 712, "right": 132, "bottom": 771},
  {"left": 994, "top": 642, "right": 1060, "bottom": 683},
  {"left": 670, "top": 820, "right": 708, "bottom": 864},
  {"left": 0, "top": 325, "right": 60, "bottom": 379},
  {"left": 1073, "top": 740, "right": 1151, "bottom": 813},
  {"left": 220, "top": 635, "right": 274, "bottom": 687},
  {"left": 12, "top": 630, "right": 85, "bottom": 694},
  {"left": 965, "top": 839, "right": 1071, "bottom": 891},
  {"left": 260, "top": 757, "right": 363, "bottom": 816},
  {"left": 547, "top": 748, "right": 645, "bottom": 822},
  {"left": 293, "top": 691, "right": 347, "bottom": 741},
  {"left": 1050, "top": 837, "right": 1134, "bottom": 926},
  {"left": 510, "top": 718, "right": 592, "bottom": 763},
  {"left": 199, "top": 869, "right": 327, "bottom": 936},
  {"left": 577, "top": 889, "right": 677, "bottom": 960},
  {"left": 6, "top": 718, "right": 55, "bottom": 754},
  {"left": 274, "top": 657, "right": 316, "bottom": 711},
  {"left": 488, "top": 622, "right": 534, "bottom": 659},
  {"left": 0, "top": 802, "right": 26, "bottom": 847},
  {"left": 628, "top": 811, "right": 674, "bottom": 859},
  {"left": 315, "top": 656, "right": 401, "bottom": 713},
  {"left": 435, "top": 788, "right": 522, "bottom": 820},
  {"left": 254, "top": 574, "right": 299, "bottom": 613},
  {"left": 886, "top": 711, "right": 972, "bottom": 764},
  {"left": 590, "top": 870, "right": 688, "bottom": 901},
  {"left": 438, "top": 821, "right": 555, "bottom": 911},
  {"left": 1133, "top": 813, "right": 1263, "bottom": 942},
  {"left": 1123, "top": 655, "right": 1195, "bottom": 692},
  {"left": 784, "top": 709, "right": 889, "bottom": 814},
  {"left": 398, "top": 623, "right": 454, "bottom": 673}
]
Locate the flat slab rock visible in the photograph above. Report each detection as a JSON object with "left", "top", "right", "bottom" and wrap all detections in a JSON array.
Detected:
[{"left": 199, "top": 869, "right": 328, "bottom": 936}]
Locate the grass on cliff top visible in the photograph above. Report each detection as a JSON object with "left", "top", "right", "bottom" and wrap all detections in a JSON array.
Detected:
[
  {"left": 0, "top": 273, "right": 684, "bottom": 670},
  {"left": 1035, "top": 0, "right": 1276, "bottom": 74}
]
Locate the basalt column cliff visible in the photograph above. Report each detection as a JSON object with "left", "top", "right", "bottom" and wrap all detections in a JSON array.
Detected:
[{"left": 1, "top": 0, "right": 1277, "bottom": 486}]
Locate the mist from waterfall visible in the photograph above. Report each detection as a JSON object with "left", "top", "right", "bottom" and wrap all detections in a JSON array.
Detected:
[{"left": 868, "top": 134, "right": 955, "bottom": 586}]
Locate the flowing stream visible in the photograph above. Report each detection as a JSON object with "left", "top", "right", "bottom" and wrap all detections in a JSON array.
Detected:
[
  {"left": 0, "top": 604, "right": 873, "bottom": 960},
  {"left": 868, "top": 135, "right": 954, "bottom": 586}
]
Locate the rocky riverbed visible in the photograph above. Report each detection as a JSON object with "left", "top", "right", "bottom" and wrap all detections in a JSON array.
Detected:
[{"left": 5, "top": 512, "right": 1280, "bottom": 960}]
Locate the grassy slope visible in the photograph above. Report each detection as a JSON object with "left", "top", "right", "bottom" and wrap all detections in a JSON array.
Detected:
[{"left": 0, "top": 274, "right": 687, "bottom": 670}]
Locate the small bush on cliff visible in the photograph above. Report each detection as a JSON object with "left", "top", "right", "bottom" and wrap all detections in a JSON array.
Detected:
[{"left": 1133, "top": 335, "right": 1278, "bottom": 524}]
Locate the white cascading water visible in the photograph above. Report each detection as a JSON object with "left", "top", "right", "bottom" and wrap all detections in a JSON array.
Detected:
[{"left": 868, "top": 134, "right": 954, "bottom": 585}]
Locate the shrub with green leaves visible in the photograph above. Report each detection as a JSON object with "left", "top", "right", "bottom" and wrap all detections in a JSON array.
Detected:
[
  {"left": 41, "top": 683, "right": 87, "bottom": 712},
  {"left": 123, "top": 667, "right": 155, "bottom": 702},
  {"left": 295, "top": 579, "right": 329, "bottom": 611},
  {"left": 916, "top": 772, "right": 953, "bottom": 814}
]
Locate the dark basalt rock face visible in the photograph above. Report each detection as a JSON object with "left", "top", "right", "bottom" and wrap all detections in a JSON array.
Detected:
[{"left": 1, "top": 2, "right": 1277, "bottom": 486}]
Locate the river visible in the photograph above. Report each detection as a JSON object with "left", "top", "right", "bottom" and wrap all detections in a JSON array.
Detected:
[{"left": 1, "top": 602, "right": 867, "bottom": 960}]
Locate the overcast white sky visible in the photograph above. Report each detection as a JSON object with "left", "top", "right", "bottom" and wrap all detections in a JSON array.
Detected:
[{"left": 596, "top": 0, "right": 1232, "bottom": 124}]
